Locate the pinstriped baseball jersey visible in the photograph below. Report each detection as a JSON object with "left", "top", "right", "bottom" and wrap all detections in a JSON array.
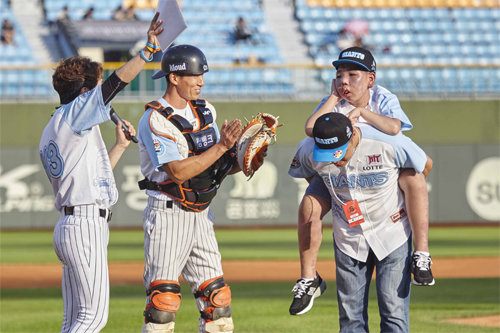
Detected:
[
  {"left": 138, "top": 98, "right": 225, "bottom": 327},
  {"left": 39, "top": 86, "right": 116, "bottom": 211},
  {"left": 292, "top": 126, "right": 427, "bottom": 262},
  {"left": 314, "top": 85, "right": 413, "bottom": 131},
  {"left": 39, "top": 86, "right": 114, "bottom": 333}
]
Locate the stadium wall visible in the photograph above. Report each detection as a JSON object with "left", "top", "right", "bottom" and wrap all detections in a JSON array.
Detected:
[{"left": 0, "top": 100, "right": 498, "bottom": 228}]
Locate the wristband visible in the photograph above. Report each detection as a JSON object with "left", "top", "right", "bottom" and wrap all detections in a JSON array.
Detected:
[
  {"left": 140, "top": 49, "right": 153, "bottom": 62},
  {"left": 146, "top": 42, "right": 161, "bottom": 52}
]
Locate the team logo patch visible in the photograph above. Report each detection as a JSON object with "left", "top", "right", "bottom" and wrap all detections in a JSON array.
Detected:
[
  {"left": 368, "top": 154, "right": 382, "bottom": 165},
  {"left": 391, "top": 209, "right": 407, "bottom": 223},
  {"left": 153, "top": 139, "right": 164, "bottom": 155},
  {"left": 290, "top": 156, "right": 301, "bottom": 169},
  {"left": 333, "top": 149, "right": 343, "bottom": 159}
]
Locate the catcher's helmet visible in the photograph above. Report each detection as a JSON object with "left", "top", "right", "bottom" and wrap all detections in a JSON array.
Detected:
[{"left": 152, "top": 44, "right": 209, "bottom": 80}]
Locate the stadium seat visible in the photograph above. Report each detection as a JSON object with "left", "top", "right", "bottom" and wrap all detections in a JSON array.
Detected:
[
  {"left": 0, "top": 5, "right": 53, "bottom": 97},
  {"left": 39, "top": 0, "right": 294, "bottom": 97},
  {"left": 295, "top": 0, "right": 500, "bottom": 95}
]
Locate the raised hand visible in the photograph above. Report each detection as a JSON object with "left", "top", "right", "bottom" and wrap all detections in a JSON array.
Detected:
[
  {"left": 147, "top": 12, "right": 163, "bottom": 48},
  {"left": 219, "top": 119, "right": 242, "bottom": 150},
  {"left": 346, "top": 107, "right": 361, "bottom": 125}
]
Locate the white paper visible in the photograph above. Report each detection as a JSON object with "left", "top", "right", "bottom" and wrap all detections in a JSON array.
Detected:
[{"left": 155, "top": 0, "right": 187, "bottom": 51}]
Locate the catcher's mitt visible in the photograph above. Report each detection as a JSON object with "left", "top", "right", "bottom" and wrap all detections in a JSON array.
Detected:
[{"left": 236, "top": 113, "right": 279, "bottom": 179}]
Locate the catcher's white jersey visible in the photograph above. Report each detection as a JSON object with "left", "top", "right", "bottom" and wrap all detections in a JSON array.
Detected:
[
  {"left": 290, "top": 126, "right": 427, "bottom": 262},
  {"left": 39, "top": 86, "right": 116, "bottom": 211},
  {"left": 315, "top": 85, "right": 413, "bottom": 131},
  {"left": 138, "top": 97, "right": 219, "bottom": 200}
]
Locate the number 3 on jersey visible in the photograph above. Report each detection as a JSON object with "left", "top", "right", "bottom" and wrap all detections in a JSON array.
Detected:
[{"left": 40, "top": 140, "right": 64, "bottom": 179}]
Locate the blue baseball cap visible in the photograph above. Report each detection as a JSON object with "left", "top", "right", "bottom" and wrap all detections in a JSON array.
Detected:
[{"left": 312, "top": 113, "right": 353, "bottom": 162}]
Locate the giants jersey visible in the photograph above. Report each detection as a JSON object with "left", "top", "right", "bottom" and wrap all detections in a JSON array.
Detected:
[
  {"left": 137, "top": 98, "right": 220, "bottom": 199},
  {"left": 291, "top": 126, "right": 427, "bottom": 262},
  {"left": 39, "top": 86, "right": 117, "bottom": 211},
  {"left": 315, "top": 85, "right": 413, "bottom": 131},
  {"left": 288, "top": 137, "right": 317, "bottom": 179}
]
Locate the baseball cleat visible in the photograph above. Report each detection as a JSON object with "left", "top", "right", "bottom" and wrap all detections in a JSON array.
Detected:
[
  {"left": 289, "top": 273, "right": 327, "bottom": 315},
  {"left": 411, "top": 251, "right": 435, "bottom": 286}
]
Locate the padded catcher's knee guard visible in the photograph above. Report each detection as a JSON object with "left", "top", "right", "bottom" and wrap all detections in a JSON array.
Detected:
[
  {"left": 144, "top": 280, "right": 182, "bottom": 324},
  {"left": 195, "top": 276, "right": 233, "bottom": 332}
]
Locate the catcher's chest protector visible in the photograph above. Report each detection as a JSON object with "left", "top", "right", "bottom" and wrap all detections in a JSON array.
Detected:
[
  {"left": 145, "top": 99, "right": 217, "bottom": 155},
  {"left": 140, "top": 99, "right": 226, "bottom": 212}
]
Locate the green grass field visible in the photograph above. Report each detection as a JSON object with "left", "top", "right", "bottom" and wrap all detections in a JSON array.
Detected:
[
  {"left": 1, "top": 226, "right": 499, "bottom": 332},
  {"left": 1, "top": 226, "right": 500, "bottom": 264},
  {"left": 1, "top": 279, "right": 499, "bottom": 333}
]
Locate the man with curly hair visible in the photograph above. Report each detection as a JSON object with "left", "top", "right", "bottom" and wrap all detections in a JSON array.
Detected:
[{"left": 39, "top": 13, "right": 163, "bottom": 333}]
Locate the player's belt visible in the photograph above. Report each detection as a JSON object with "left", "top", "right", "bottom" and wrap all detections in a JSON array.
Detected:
[
  {"left": 63, "top": 206, "right": 112, "bottom": 222},
  {"left": 147, "top": 197, "right": 189, "bottom": 212}
]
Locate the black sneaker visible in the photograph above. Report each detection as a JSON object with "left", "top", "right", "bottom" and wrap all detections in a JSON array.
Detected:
[
  {"left": 411, "top": 251, "right": 435, "bottom": 286},
  {"left": 289, "top": 273, "right": 327, "bottom": 315}
]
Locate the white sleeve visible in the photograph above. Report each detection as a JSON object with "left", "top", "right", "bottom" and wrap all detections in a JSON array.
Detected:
[
  {"left": 373, "top": 85, "right": 413, "bottom": 131},
  {"left": 288, "top": 137, "right": 317, "bottom": 178}
]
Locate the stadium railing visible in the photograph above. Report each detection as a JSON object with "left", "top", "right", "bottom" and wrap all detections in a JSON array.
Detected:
[{"left": 1, "top": 62, "right": 499, "bottom": 100}]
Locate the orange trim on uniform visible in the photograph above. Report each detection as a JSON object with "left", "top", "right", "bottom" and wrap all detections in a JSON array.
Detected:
[
  {"left": 147, "top": 107, "right": 177, "bottom": 141},
  {"left": 155, "top": 181, "right": 186, "bottom": 203},
  {"left": 157, "top": 183, "right": 211, "bottom": 211},
  {"left": 145, "top": 101, "right": 163, "bottom": 110},
  {"left": 188, "top": 100, "right": 202, "bottom": 132}
]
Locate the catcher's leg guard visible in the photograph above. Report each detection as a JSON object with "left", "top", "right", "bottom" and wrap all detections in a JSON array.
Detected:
[
  {"left": 141, "top": 322, "right": 175, "bottom": 333},
  {"left": 144, "top": 280, "right": 181, "bottom": 326},
  {"left": 204, "top": 317, "right": 234, "bottom": 333},
  {"left": 195, "top": 276, "right": 233, "bottom": 333}
]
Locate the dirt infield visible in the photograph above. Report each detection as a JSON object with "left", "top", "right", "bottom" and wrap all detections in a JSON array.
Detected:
[
  {"left": 1, "top": 257, "right": 499, "bottom": 289},
  {"left": 445, "top": 315, "right": 500, "bottom": 328}
]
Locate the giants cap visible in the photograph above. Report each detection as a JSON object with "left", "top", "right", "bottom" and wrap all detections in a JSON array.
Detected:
[
  {"left": 312, "top": 113, "right": 353, "bottom": 162},
  {"left": 332, "top": 46, "right": 376, "bottom": 72}
]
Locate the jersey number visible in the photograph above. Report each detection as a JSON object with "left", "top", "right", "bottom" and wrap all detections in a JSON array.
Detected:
[{"left": 40, "top": 141, "right": 64, "bottom": 179}]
